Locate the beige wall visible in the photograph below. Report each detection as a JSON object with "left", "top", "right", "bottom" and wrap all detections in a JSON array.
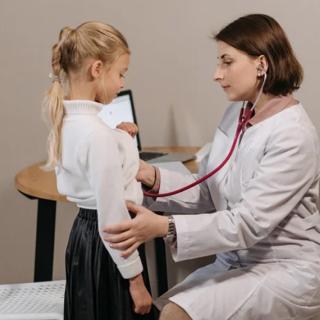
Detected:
[{"left": 1, "top": 0, "right": 320, "bottom": 294}]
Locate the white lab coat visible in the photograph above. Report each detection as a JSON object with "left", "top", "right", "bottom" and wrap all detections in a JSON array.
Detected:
[{"left": 147, "top": 102, "right": 320, "bottom": 320}]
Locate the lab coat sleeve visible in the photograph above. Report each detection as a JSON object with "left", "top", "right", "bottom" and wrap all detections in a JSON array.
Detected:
[
  {"left": 144, "top": 152, "right": 215, "bottom": 214},
  {"left": 171, "top": 124, "right": 319, "bottom": 261},
  {"left": 82, "top": 129, "right": 143, "bottom": 278}
]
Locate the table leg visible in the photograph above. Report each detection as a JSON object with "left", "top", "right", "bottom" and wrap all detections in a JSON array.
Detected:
[
  {"left": 154, "top": 237, "right": 168, "bottom": 296},
  {"left": 34, "top": 199, "right": 56, "bottom": 282}
]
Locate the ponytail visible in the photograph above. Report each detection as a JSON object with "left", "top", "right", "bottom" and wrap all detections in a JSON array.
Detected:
[
  {"left": 42, "top": 27, "right": 73, "bottom": 170},
  {"left": 42, "top": 80, "right": 64, "bottom": 170}
]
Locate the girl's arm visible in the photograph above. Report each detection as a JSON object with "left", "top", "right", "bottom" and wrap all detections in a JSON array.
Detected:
[
  {"left": 81, "top": 128, "right": 143, "bottom": 279},
  {"left": 129, "top": 274, "right": 152, "bottom": 314},
  {"left": 83, "top": 128, "right": 153, "bottom": 314}
]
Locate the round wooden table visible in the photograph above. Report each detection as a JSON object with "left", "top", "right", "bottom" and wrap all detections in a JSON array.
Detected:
[{"left": 15, "top": 147, "right": 199, "bottom": 287}]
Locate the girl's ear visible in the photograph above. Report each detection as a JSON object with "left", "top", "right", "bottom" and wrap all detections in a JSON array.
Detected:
[{"left": 90, "top": 60, "right": 103, "bottom": 79}]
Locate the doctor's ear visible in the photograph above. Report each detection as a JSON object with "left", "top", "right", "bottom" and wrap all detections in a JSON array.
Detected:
[{"left": 256, "top": 56, "right": 268, "bottom": 77}]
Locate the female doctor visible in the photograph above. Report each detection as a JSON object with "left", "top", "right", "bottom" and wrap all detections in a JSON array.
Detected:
[{"left": 104, "top": 14, "right": 320, "bottom": 320}]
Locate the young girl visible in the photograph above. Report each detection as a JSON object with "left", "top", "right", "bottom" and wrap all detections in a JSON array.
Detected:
[{"left": 43, "top": 21, "right": 156, "bottom": 320}]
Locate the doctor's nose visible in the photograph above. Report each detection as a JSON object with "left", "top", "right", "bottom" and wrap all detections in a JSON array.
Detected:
[{"left": 213, "top": 68, "right": 223, "bottom": 82}]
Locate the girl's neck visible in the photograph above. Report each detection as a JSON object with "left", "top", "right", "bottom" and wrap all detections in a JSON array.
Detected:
[
  {"left": 67, "top": 88, "right": 95, "bottom": 101},
  {"left": 67, "top": 77, "right": 97, "bottom": 101}
]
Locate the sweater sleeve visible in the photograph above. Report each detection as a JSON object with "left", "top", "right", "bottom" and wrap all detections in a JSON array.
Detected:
[{"left": 81, "top": 128, "right": 143, "bottom": 279}]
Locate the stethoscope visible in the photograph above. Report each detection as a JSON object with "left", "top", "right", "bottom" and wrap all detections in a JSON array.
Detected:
[{"left": 144, "top": 73, "right": 267, "bottom": 198}]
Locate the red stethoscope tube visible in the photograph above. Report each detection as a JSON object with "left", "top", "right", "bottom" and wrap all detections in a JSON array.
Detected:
[{"left": 143, "top": 107, "right": 253, "bottom": 198}]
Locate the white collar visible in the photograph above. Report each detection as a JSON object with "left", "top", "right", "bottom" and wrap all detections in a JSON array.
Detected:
[{"left": 63, "top": 100, "right": 103, "bottom": 115}]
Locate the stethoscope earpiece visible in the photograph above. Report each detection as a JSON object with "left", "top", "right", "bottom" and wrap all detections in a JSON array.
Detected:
[{"left": 257, "top": 65, "right": 267, "bottom": 78}]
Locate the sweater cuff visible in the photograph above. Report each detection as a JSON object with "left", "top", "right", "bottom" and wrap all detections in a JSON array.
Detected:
[
  {"left": 142, "top": 166, "right": 161, "bottom": 198},
  {"left": 117, "top": 255, "right": 143, "bottom": 279}
]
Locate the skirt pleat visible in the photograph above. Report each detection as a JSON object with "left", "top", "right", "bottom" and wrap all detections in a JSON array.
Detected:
[{"left": 64, "top": 208, "right": 158, "bottom": 320}]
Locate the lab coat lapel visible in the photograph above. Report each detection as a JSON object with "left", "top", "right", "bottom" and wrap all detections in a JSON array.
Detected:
[{"left": 207, "top": 102, "right": 242, "bottom": 210}]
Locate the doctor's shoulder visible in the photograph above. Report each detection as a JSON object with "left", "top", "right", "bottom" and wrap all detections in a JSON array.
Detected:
[{"left": 266, "top": 106, "right": 319, "bottom": 161}]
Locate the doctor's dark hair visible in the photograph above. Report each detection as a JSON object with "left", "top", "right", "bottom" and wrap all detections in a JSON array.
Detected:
[
  {"left": 214, "top": 14, "right": 303, "bottom": 96},
  {"left": 42, "top": 21, "right": 129, "bottom": 169}
]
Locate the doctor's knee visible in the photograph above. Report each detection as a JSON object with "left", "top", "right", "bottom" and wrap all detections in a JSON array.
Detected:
[{"left": 159, "top": 302, "right": 192, "bottom": 320}]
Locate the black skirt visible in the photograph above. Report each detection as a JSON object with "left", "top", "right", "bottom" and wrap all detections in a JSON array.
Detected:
[{"left": 64, "top": 208, "right": 158, "bottom": 320}]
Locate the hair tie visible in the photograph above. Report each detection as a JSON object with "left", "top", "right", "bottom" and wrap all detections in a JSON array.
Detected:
[{"left": 48, "top": 72, "right": 61, "bottom": 83}]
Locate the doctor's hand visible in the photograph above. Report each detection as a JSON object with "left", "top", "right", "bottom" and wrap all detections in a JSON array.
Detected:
[
  {"left": 136, "top": 160, "right": 156, "bottom": 187},
  {"left": 104, "top": 202, "right": 169, "bottom": 258},
  {"left": 116, "top": 122, "right": 138, "bottom": 137}
]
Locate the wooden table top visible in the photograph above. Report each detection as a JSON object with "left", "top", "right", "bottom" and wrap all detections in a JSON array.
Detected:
[
  {"left": 15, "top": 146, "right": 199, "bottom": 202},
  {"left": 15, "top": 161, "right": 67, "bottom": 202}
]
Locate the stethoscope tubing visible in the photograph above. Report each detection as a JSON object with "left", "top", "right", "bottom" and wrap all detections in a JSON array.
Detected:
[{"left": 143, "top": 107, "right": 252, "bottom": 198}]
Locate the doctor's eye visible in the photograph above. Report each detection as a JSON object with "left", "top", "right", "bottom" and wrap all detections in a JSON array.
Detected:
[{"left": 222, "top": 60, "right": 232, "bottom": 66}]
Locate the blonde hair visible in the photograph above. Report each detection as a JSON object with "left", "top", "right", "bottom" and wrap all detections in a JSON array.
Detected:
[{"left": 42, "top": 21, "right": 130, "bottom": 169}]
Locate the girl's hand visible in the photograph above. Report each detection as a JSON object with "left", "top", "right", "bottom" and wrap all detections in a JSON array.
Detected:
[
  {"left": 116, "top": 122, "right": 138, "bottom": 137},
  {"left": 129, "top": 274, "right": 153, "bottom": 314},
  {"left": 136, "top": 160, "right": 156, "bottom": 187},
  {"left": 104, "top": 202, "right": 169, "bottom": 258}
]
